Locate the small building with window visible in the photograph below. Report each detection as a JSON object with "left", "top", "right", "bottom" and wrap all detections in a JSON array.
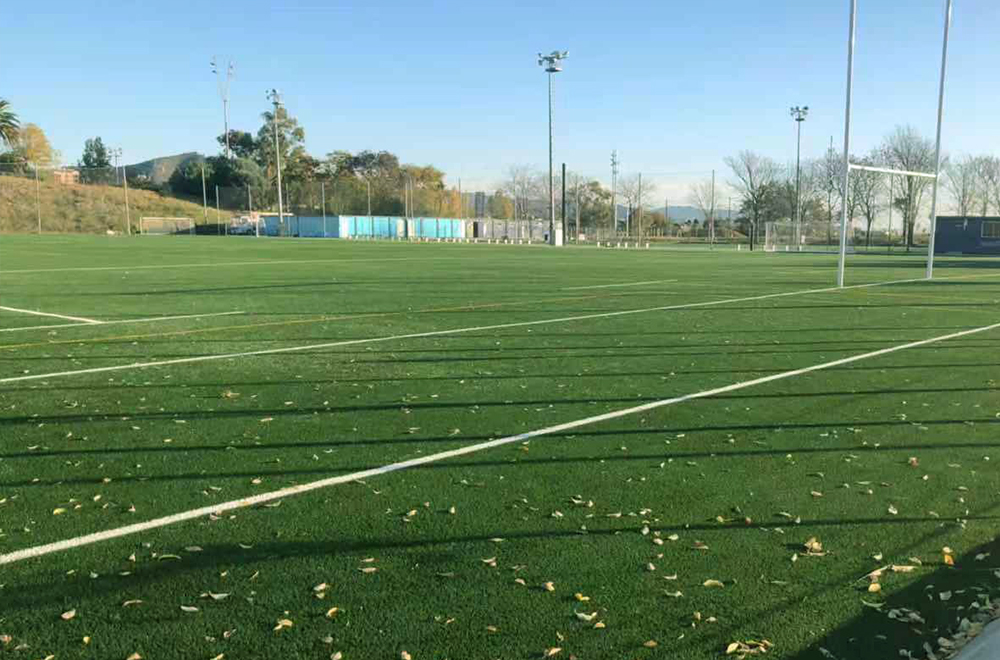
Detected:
[{"left": 934, "top": 216, "right": 1000, "bottom": 255}]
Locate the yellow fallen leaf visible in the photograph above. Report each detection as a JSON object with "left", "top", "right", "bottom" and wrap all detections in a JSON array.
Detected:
[
  {"left": 325, "top": 607, "right": 340, "bottom": 619},
  {"left": 543, "top": 581, "right": 555, "bottom": 592},
  {"left": 643, "top": 640, "right": 658, "bottom": 648},
  {"left": 273, "top": 618, "right": 293, "bottom": 631},
  {"left": 61, "top": 609, "right": 76, "bottom": 620},
  {"left": 544, "top": 648, "right": 562, "bottom": 657},
  {"left": 53, "top": 508, "right": 67, "bottom": 515},
  {"left": 127, "top": 654, "right": 142, "bottom": 660},
  {"left": 573, "top": 592, "right": 589, "bottom": 602},
  {"left": 401, "top": 652, "right": 412, "bottom": 660},
  {"left": 82, "top": 636, "right": 91, "bottom": 645},
  {"left": 703, "top": 579, "right": 725, "bottom": 588},
  {"left": 726, "top": 642, "right": 741, "bottom": 654},
  {"left": 593, "top": 621, "right": 606, "bottom": 629},
  {"left": 575, "top": 611, "right": 597, "bottom": 622},
  {"left": 867, "top": 582, "right": 882, "bottom": 593}
]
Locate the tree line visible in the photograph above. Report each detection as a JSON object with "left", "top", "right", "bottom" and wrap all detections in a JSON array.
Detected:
[{"left": 718, "top": 125, "right": 1000, "bottom": 250}]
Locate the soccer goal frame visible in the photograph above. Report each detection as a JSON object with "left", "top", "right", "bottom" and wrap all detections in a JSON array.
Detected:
[
  {"left": 139, "top": 217, "right": 195, "bottom": 236},
  {"left": 836, "top": 0, "right": 951, "bottom": 287}
]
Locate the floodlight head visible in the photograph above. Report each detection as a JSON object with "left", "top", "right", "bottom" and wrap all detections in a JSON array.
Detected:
[
  {"left": 790, "top": 105, "right": 809, "bottom": 121},
  {"left": 538, "top": 49, "right": 568, "bottom": 73}
]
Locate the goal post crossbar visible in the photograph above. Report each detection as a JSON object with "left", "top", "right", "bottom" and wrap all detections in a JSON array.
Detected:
[
  {"left": 139, "top": 217, "right": 195, "bottom": 235},
  {"left": 847, "top": 163, "right": 938, "bottom": 179}
]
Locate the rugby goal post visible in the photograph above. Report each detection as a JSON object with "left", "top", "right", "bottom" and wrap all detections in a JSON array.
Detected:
[
  {"left": 139, "top": 217, "right": 195, "bottom": 235},
  {"left": 836, "top": 0, "right": 951, "bottom": 287}
]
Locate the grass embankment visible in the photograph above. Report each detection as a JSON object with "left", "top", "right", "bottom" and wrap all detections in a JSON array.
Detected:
[{"left": 0, "top": 175, "right": 209, "bottom": 233}]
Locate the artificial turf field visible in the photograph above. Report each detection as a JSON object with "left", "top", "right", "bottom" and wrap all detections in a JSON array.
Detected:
[{"left": 1, "top": 234, "right": 1000, "bottom": 660}]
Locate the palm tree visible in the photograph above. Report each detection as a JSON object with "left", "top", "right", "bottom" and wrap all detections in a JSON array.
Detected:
[{"left": 0, "top": 99, "right": 20, "bottom": 147}]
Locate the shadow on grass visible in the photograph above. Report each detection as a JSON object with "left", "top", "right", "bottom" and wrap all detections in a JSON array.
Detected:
[
  {"left": 4, "top": 515, "right": 1000, "bottom": 624},
  {"left": 791, "top": 537, "right": 1000, "bottom": 660},
  {"left": 3, "top": 359, "right": 995, "bottom": 394},
  {"left": 4, "top": 434, "right": 1000, "bottom": 487},
  {"left": 1, "top": 383, "right": 998, "bottom": 427}
]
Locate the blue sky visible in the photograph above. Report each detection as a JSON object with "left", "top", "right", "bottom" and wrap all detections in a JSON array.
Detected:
[{"left": 3, "top": 0, "right": 998, "bottom": 197}]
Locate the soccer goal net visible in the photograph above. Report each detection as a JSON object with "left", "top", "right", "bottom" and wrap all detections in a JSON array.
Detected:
[
  {"left": 764, "top": 220, "right": 855, "bottom": 254},
  {"left": 139, "top": 217, "right": 195, "bottom": 235}
]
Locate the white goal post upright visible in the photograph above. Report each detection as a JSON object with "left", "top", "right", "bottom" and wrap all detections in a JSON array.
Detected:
[
  {"left": 836, "top": 0, "right": 952, "bottom": 288},
  {"left": 139, "top": 217, "right": 195, "bottom": 235}
]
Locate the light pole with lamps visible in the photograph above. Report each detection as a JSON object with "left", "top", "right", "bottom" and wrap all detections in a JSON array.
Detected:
[
  {"left": 266, "top": 89, "right": 284, "bottom": 231},
  {"left": 212, "top": 57, "right": 235, "bottom": 159},
  {"left": 790, "top": 105, "right": 809, "bottom": 250},
  {"left": 538, "top": 50, "right": 567, "bottom": 246}
]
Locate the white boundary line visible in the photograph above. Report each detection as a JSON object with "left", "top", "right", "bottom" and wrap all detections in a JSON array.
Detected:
[
  {"left": 562, "top": 279, "right": 677, "bottom": 290},
  {"left": 2, "top": 315, "right": 997, "bottom": 565},
  {"left": 0, "top": 278, "right": 925, "bottom": 385},
  {"left": 0, "top": 311, "right": 245, "bottom": 334},
  {"left": 0, "top": 305, "right": 101, "bottom": 324},
  {"left": 0, "top": 256, "right": 486, "bottom": 275}
]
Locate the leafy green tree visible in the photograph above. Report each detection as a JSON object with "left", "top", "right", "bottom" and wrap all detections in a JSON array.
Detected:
[
  {"left": 79, "top": 137, "right": 113, "bottom": 184},
  {"left": 217, "top": 130, "right": 257, "bottom": 160},
  {"left": 0, "top": 99, "right": 18, "bottom": 147},
  {"left": 168, "top": 159, "right": 211, "bottom": 197},
  {"left": 80, "top": 137, "right": 111, "bottom": 168}
]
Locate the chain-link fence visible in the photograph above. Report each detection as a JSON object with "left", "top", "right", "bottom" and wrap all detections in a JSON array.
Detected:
[
  {"left": 762, "top": 218, "right": 930, "bottom": 253},
  {"left": 0, "top": 163, "right": 236, "bottom": 235}
]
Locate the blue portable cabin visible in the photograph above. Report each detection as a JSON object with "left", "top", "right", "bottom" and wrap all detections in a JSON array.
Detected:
[{"left": 934, "top": 216, "right": 1000, "bottom": 255}]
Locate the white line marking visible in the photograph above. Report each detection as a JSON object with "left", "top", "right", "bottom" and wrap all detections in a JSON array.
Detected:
[
  {"left": 2, "top": 315, "right": 996, "bottom": 566},
  {"left": 0, "top": 277, "right": 923, "bottom": 385},
  {"left": 562, "top": 279, "right": 677, "bottom": 290},
  {"left": 0, "top": 306, "right": 101, "bottom": 324},
  {"left": 0, "top": 256, "right": 480, "bottom": 275},
  {"left": 0, "top": 311, "right": 245, "bottom": 334}
]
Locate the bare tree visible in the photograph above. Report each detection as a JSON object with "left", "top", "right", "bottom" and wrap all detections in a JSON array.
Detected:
[
  {"left": 724, "top": 151, "right": 781, "bottom": 250},
  {"left": 820, "top": 144, "right": 844, "bottom": 244},
  {"left": 976, "top": 155, "right": 1000, "bottom": 216},
  {"left": 944, "top": 155, "right": 981, "bottom": 216},
  {"left": 881, "top": 125, "right": 937, "bottom": 251},
  {"left": 618, "top": 174, "right": 641, "bottom": 237},
  {"left": 851, "top": 151, "right": 885, "bottom": 248},
  {"left": 688, "top": 178, "right": 721, "bottom": 230}
]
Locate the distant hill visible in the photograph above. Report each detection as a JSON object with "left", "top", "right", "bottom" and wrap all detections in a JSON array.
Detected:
[{"left": 126, "top": 152, "right": 203, "bottom": 185}]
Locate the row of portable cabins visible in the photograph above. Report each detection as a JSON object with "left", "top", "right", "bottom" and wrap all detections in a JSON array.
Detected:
[{"left": 260, "top": 215, "right": 466, "bottom": 239}]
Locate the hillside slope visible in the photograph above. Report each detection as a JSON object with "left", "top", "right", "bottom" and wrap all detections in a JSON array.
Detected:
[
  {"left": 0, "top": 175, "right": 212, "bottom": 233},
  {"left": 127, "top": 152, "right": 203, "bottom": 185}
]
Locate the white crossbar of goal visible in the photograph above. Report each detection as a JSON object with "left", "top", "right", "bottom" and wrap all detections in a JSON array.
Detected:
[{"left": 139, "top": 217, "right": 195, "bottom": 235}]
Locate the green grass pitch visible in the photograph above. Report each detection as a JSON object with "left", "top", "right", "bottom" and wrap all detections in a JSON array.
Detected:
[{"left": 1, "top": 234, "right": 1000, "bottom": 659}]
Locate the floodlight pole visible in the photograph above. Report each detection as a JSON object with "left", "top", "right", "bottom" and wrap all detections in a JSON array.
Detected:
[
  {"left": 710, "top": 169, "right": 716, "bottom": 247},
  {"left": 837, "top": 0, "right": 857, "bottom": 288},
  {"left": 925, "top": 0, "right": 952, "bottom": 280},
  {"left": 122, "top": 165, "right": 131, "bottom": 236},
  {"left": 267, "top": 90, "right": 284, "bottom": 230},
  {"left": 610, "top": 150, "right": 618, "bottom": 235},
  {"left": 212, "top": 58, "right": 235, "bottom": 159},
  {"left": 790, "top": 106, "right": 809, "bottom": 251},
  {"left": 539, "top": 50, "right": 567, "bottom": 246},
  {"left": 34, "top": 165, "right": 41, "bottom": 233},
  {"left": 201, "top": 163, "right": 209, "bottom": 226}
]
